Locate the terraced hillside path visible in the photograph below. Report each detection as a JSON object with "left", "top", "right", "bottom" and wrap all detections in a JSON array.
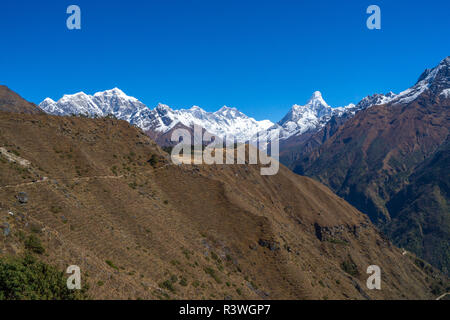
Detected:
[
  {"left": 0, "top": 176, "right": 49, "bottom": 189},
  {"left": 0, "top": 162, "right": 173, "bottom": 190}
]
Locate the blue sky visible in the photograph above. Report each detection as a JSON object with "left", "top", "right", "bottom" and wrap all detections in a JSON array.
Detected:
[{"left": 0, "top": 0, "right": 449, "bottom": 121}]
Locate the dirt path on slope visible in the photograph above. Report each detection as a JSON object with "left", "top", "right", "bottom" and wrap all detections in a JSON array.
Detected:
[{"left": 0, "top": 162, "right": 173, "bottom": 190}]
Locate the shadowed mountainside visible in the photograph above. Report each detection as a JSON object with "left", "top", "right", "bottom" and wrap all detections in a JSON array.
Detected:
[{"left": 289, "top": 90, "right": 450, "bottom": 274}]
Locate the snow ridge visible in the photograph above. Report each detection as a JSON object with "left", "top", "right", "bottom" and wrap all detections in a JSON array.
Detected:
[{"left": 39, "top": 89, "right": 274, "bottom": 143}]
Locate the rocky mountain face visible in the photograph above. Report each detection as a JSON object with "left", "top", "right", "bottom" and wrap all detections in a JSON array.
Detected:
[
  {"left": 1, "top": 87, "right": 448, "bottom": 299},
  {"left": 287, "top": 57, "right": 450, "bottom": 274}
]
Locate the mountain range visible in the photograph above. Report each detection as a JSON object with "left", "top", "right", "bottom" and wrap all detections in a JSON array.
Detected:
[
  {"left": 39, "top": 89, "right": 274, "bottom": 144},
  {"left": 1, "top": 87, "right": 448, "bottom": 299},
  {"left": 41, "top": 54, "right": 445, "bottom": 147},
  {"left": 40, "top": 66, "right": 437, "bottom": 149},
  {"left": 38, "top": 88, "right": 379, "bottom": 145},
  {"left": 37, "top": 56, "right": 450, "bottom": 276}
]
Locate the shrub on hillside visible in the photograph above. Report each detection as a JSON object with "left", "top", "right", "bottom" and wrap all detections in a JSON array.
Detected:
[
  {"left": 148, "top": 154, "right": 159, "bottom": 168},
  {"left": 24, "top": 235, "right": 45, "bottom": 254},
  {"left": 0, "top": 255, "right": 88, "bottom": 300}
]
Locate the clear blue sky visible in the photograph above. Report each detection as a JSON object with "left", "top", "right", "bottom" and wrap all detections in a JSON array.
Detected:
[{"left": 1, "top": 0, "right": 449, "bottom": 121}]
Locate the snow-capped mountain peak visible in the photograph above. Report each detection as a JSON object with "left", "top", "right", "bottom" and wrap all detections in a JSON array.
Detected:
[
  {"left": 306, "top": 91, "right": 329, "bottom": 108},
  {"left": 214, "top": 106, "right": 247, "bottom": 119},
  {"left": 155, "top": 103, "right": 171, "bottom": 111},
  {"left": 359, "top": 56, "right": 450, "bottom": 106},
  {"left": 251, "top": 91, "right": 356, "bottom": 145},
  {"left": 95, "top": 87, "right": 123, "bottom": 95},
  {"left": 277, "top": 91, "right": 338, "bottom": 136},
  {"left": 94, "top": 87, "right": 138, "bottom": 101},
  {"left": 42, "top": 97, "right": 55, "bottom": 104},
  {"left": 288, "top": 91, "right": 330, "bottom": 116},
  {"left": 355, "top": 91, "right": 397, "bottom": 110},
  {"left": 349, "top": 57, "right": 449, "bottom": 113}
]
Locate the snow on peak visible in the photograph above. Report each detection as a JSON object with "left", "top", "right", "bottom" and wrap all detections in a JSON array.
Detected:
[
  {"left": 95, "top": 87, "right": 126, "bottom": 97},
  {"left": 307, "top": 91, "right": 329, "bottom": 108},
  {"left": 216, "top": 105, "right": 239, "bottom": 114},
  {"left": 149, "top": 104, "right": 273, "bottom": 142},
  {"left": 354, "top": 57, "right": 449, "bottom": 109},
  {"left": 61, "top": 91, "right": 88, "bottom": 100},
  {"left": 214, "top": 106, "right": 247, "bottom": 120},
  {"left": 94, "top": 88, "right": 139, "bottom": 103},
  {"left": 355, "top": 92, "right": 397, "bottom": 110},
  {"left": 155, "top": 103, "right": 171, "bottom": 111},
  {"left": 40, "top": 88, "right": 152, "bottom": 128},
  {"left": 39, "top": 89, "right": 274, "bottom": 143},
  {"left": 42, "top": 97, "right": 55, "bottom": 104},
  {"left": 311, "top": 90, "right": 322, "bottom": 98},
  {"left": 96, "top": 87, "right": 122, "bottom": 95},
  {"left": 389, "top": 56, "right": 450, "bottom": 104},
  {"left": 253, "top": 92, "right": 355, "bottom": 143},
  {"left": 440, "top": 88, "right": 450, "bottom": 98},
  {"left": 279, "top": 91, "right": 334, "bottom": 134}
]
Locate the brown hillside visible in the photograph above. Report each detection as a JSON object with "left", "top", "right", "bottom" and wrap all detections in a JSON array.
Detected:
[
  {"left": 0, "top": 111, "right": 447, "bottom": 299},
  {"left": 0, "top": 86, "right": 43, "bottom": 114}
]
